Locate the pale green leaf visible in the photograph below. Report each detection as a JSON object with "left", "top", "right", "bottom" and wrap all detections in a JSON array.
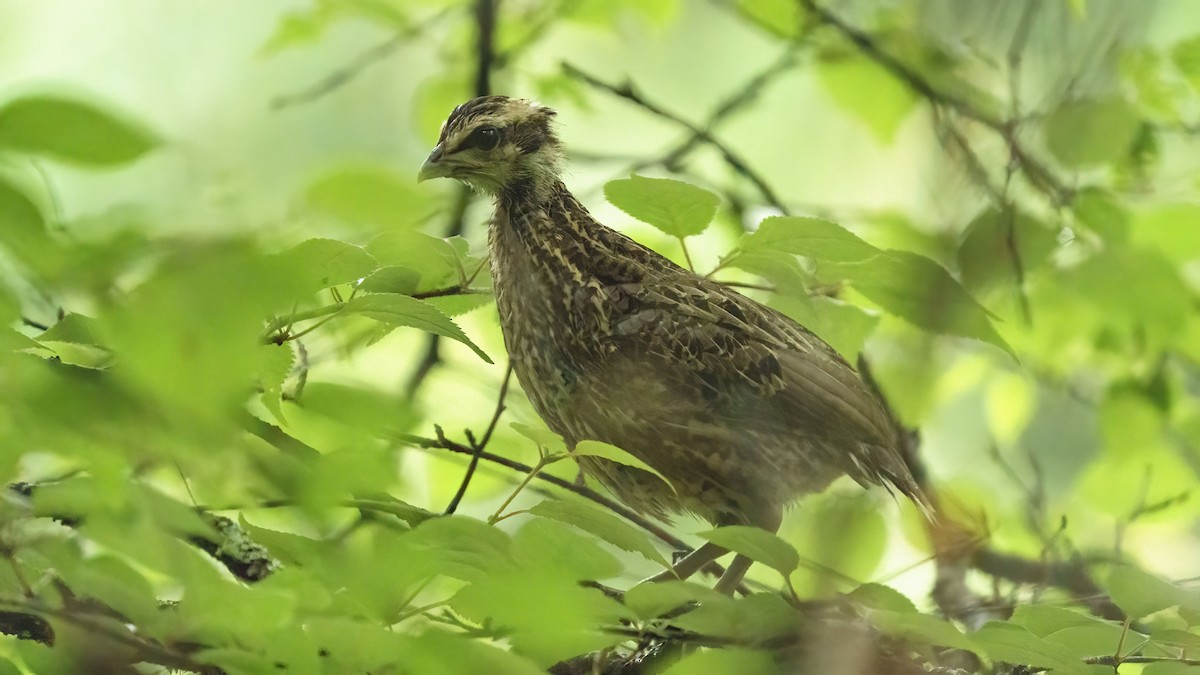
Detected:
[
  {"left": 1171, "top": 34, "right": 1200, "bottom": 91},
  {"left": 275, "top": 238, "right": 377, "bottom": 293},
  {"left": 305, "top": 165, "right": 431, "bottom": 229},
  {"left": 343, "top": 294, "right": 491, "bottom": 362},
  {"left": 740, "top": 216, "right": 880, "bottom": 262},
  {"left": 819, "top": 55, "right": 918, "bottom": 143},
  {"left": 0, "top": 95, "right": 157, "bottom": 166},
  {"left": 530, "top": 499, "right": 669, "bottom": 566},
  {"left": 572, "top": 439, "right": 674, "bottom": 492},
  {"left": 972, "top": 622, "right": 1089, "bottom": 675},
  {"left": 696, "top": 525, "right": 799, "bottom": 577},
  {"left": 848, "top": 583, "right": 918, "bottom": 613},
  {"left": 660, "top": 648, "right": 776, "bottom": 675},
  {"left": 869, "top": 610, "right": 977, "bottom": 651},
  {"left": 604, "top": 175, "right": 719, "bottom": 238},
  {"left": 623, "top": 580, "right": 725, "bottom": 619},
  {"left": 510, "top": 421, "right": 570, "bottom": 454},
  {"left": 1107, "top": 566, "right": 1195, "bottom": 618},
  {"left": 1044, "top": 97, "right": 1142, "bottom": 168},
  {"left": 257, "top": 342, "right": 294, "bottom": 423}
]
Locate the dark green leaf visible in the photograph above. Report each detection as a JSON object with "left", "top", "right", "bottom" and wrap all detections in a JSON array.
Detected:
[
  {"left": 604, "top": 175, "right": 719, "bottom": 238},
  {"left": 0, "top": 95, "right": 156, "bottom": 166},
  {"left": 343, "top": 294, "right": 491, "bottom": 362},
  {"left": 530, "top": 499, "right": 669, "bottom": 566},
  {"left": 696, "top": 525, "right": 799, "bottom": 577}
]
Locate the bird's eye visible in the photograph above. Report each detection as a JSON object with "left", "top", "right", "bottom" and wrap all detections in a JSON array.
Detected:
[{"left": 471, "top": 126, "right": 501, "bottom": 151}]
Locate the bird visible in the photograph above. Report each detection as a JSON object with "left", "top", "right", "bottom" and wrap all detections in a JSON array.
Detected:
[{"left": 418, "top": 95, "right": 931, "bottom": 593}]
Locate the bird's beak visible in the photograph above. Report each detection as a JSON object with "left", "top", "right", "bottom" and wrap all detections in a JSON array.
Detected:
[{"left": 417, "top": 144, "right": 450, "bottom": 182}]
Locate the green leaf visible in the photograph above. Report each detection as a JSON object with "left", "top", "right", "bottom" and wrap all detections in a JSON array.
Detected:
[
  {"left": 660, "top": 648, "right": 776, "bottom": 675},
  {"left": 836, "top": 251, "right": 1011, "bottom": 354},
  {"left": 971, "top": 622, "right": 1089, "bottom": 675},
  {"left": 740, "top": 216, "right": 881, "bottom": 262},
  {"left": 671, "top": 593, "right": 800, "bottom": 643},
  {"left": 736, "top": 0, "right": 805, "bottom": 38},
  {"left": 365, "top": 231, "right": 462, "bottom": 291},
  {"left": 38, "top": 314, "right": 102, "bottom": 346},
  {"left": 818, "top": 55, "right": 918, "bottom": 143},
  {"left": 1010, "top": 605, "right": 1128, "bottom": 659},
  {"left": 510, "top": 421, "right": 570, "bottom": 454},
  {"left": 957, "top": 208, "right": 1059, "bottom": 291},
  {"left": 275, "top": 238, "right": 377, "bottom": 293},
  {"left": 0, "top": 95, "right": 157, "bottom": 166},
  {"left": 1043, "top": 97, "right": 1142, "bottom": 168},
  {"left": 257, "top": 342, "right": 294, "bottom": 423},
  {"left": 1107, "top": 566, "right": 1195, "bottom": 618},
  {"left": 786, "top": 492, "right": 886, "bottom": 593},
  {"left": 604, "top": 175, "right": 719, "bottom": 238},
  {"left": 397, "top": 630, "right": 544, "bottom": 675},
  {"left": 305, "top": 165, "right": 431, "bottom": 229},
  {"left": 426, "top": 292, "right": 494, "bottom": 317},
  {"left": 848, "top": 583, "right": 918, "bottom": 613},
  {"left": 343, "top": 294, "right": 491, "bottom": 362},
  {"left": 623, "top": 580, "right": 726, "bottom": 619},
  {"left": 771, "top": 295, "right": 879, "bottom": 363},
  {"left": 101, "top": 242, "right": 299, "bottom": 420},
  {"left": 530, "top": 499, "right": 669, "bottom": 566},
  {"left": 1171, "top": 34, "right": 1200, "bottom": 91},
  {"left": 868, "top": 609, "right": 977, "bottom": 651},
  {"left": 1072, "top": 188, "right": 1129, "bottom": 242},
  {"left": 511, "top": 517, "right": 623, "bottom": 581},
  {"left": 0, "top": 174, "right": 54, "bottom": 272},
  {"left": 572, "top": 439, "right": 674, "bottom": 492},
  {"left": 406, "top": 516, "right": 511, "bottom": 583},
  {"left": 1132, "top": 203, "right": 1200, "bottom": 264},
  {"left": 696, "top": 525, "right": 799, "bottom": 578},
  {"left": 357, "top": 265, "right": 421, "bottom": 295}
]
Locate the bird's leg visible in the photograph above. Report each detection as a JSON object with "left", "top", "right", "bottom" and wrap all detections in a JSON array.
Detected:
[{"left": 643, "top": 541, "right": 728, "bottom": 583}]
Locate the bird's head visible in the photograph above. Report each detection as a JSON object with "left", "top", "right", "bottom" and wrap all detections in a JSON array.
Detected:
[{"left": 418, "top": 95, "right": 562, "bottom": 198}]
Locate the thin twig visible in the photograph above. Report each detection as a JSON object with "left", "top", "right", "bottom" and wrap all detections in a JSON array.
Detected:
[
  {"left": 563, "top": 62, "right": 789, "bottom": 213},
  {"left": 270, "top": 7, "right": 457, "bottom": 109},
  {"left": 444, "top": 363, "right": 513, "bottom": 514}
]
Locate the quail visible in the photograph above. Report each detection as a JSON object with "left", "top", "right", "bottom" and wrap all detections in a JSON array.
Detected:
[{"left": 418, "top": 95, "right": 930, "bottom": 593}]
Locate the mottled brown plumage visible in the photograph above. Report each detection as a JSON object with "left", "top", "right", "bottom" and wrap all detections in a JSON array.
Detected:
[{"left": 419, "top": 96, "right": 929, "bottom": 592}]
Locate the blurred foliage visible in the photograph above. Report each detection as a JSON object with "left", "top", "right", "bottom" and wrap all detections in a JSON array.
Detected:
[{"left": 1, "top": 0, "right": 1199, "bottom": 673}]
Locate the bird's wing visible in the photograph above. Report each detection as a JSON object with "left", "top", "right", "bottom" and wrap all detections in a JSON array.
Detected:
[{"left": 597, "top": 276, "right": 921, "bottom": 497}]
